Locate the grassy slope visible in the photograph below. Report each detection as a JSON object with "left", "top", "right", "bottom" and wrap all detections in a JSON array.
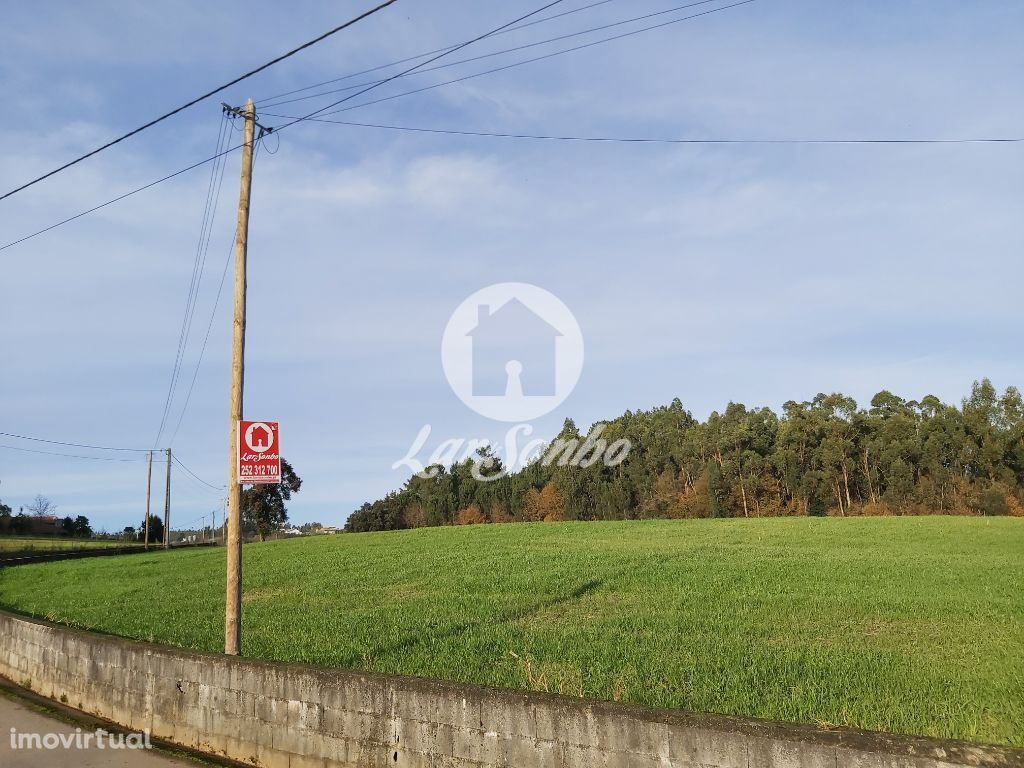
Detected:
[{"left": 0, "top": 518, "right": 1020, "bottom": 745}]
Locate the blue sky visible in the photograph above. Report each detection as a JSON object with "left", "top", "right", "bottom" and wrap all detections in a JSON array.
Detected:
[{"left": 1, "top": 1, "right": 1022, "bottom": 533}]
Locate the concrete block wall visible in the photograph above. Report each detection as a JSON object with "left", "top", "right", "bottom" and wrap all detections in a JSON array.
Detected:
[{"left": 0, "top": 610, "right": 1020, "bottom": 768}]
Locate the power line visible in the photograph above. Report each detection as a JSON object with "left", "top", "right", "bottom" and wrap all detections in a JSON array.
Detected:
[
  {"left": 0, "top": 143, "right": 242, "bottom": 253},
  {"left": 8, "top": 0, "right": 755, "bottom": 253},
  {"left": 296, "top": 0, "right": 759, "bottom": 121},
  {"left": 168, "top": 233, "right": 235, "bottom": 448},
  {"left": 0, "top": 443, "right": 151, "bottom": 462},
  {"left": 153, "top": 117, "right": 226, "bottom": 447},
  {"left": 0, "top": 0, "right": 399, "bottom": 203},
  {"left": 168, "top": 136, "right": 264, "bottom": 447},
  {"left": 256, "top": 0, "right": 624, "bottom": 104},
  {"left": 0, "top": 1, "right": 571, "bottom": 253},
  {"left": 22, "top": 0, "right": 1002, "bottom": 263},
  {"left": 270, "top": 0, "right": 573, "bottom": 136},
  {"left": 266, "top": 116, "right": 1024, "bottom": 145},
  {"left": 180, "top": 510, "right": 216, "bottom": 528},
  {"left": 175, "top": 470, "right": 227, "bottom": 499},
  {"left": 3, "top": 0, "right": 1014, "bottom": 258},
  {"left": 259, "top": 0, "right": 727, "bottom": 110},
  {"left": 154, "top": 114, "right": 232, "bottom": 448},
  {"left": 0, "top": 431, "right": 151, "bottom": 452},
  {"left": 172, "top": 454, "right": 225, "bottom": 491}
]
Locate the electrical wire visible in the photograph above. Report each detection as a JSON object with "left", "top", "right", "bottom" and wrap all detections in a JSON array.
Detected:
[
  {"left": 0, "top": 0, "right": 570, "bottom": 252},
  {"left": 166, "top": 240, "right": 233, "bottom": 444},
  {"left": 181, "top": 511, "right": 214, "bottom": 528},
  {"left": 0, "top": 431, "right": 151, "bottom": 452},
  {"left": 154, "top": 115, "right": 231, "bottom": 448},
  {"left": 260, "top": 129, "right": 281, "bottom": 155},
  {"left": 10, "top": 0, "right": 1014, "bottom": 257},
  {"left": 265, "top": 116, "right": 1024, "bottom": 145},
  {"left": 258, "top": 0, "right": 727, "bottom": 109},
  {"left": 167, "top": 237, "right": 234, "bottom": 447},
  {"left": 168, "top": 135, "right": 265, "bottom": 447},
  {"left": 0, "top": 143, "right": 242, "bottom": 253},
  {"left": 296, "top": 0, "right": 758, "bottom": 121},
  {"left": 0, "top": 0, "right": 399, "bottom": 203},
  {"left": 172, "top": 454, "right": 225, "bottom": 491},
  {"left": 0, "top": 443, "right": 151, "bottom": 462},
  {"left": 255, "top": 0, "right": 625, "bottom": 104},
  {"left": 270, "top": 0, "right": 572, "bottom": 136}
]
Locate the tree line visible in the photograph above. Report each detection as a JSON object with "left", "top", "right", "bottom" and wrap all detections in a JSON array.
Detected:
[
  {"left": 346, "top": 379, "right": 1024, "bottom": 532},
  {"left": 0, "top": 492, "right": 93, "bottom": 537}
]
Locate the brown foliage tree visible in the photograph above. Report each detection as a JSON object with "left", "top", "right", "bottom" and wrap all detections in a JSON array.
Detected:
[
  {"left": 521, "top": 482, "right": 567, "bottom": 522},
  {"left": 456, "top": 504, "right": 487, "bottom": 525}
]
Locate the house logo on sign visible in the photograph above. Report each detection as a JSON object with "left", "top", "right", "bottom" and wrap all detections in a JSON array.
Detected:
[
  {"left": 442, "top": 283, "right": 583, "bottom": 422},
  {"left": 245, "top": 422, "right": 274, "bottom": 452}
]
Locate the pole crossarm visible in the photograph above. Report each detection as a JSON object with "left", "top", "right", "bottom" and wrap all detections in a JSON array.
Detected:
[{"left": 222, "top": 103, "right": 274, "bottom": 139}]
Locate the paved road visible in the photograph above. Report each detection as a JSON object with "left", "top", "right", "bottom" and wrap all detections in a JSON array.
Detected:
[{"left": 0, "top": 692, "right": 197, "bottom": 768}]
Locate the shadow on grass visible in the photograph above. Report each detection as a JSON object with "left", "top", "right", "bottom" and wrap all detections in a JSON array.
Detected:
[{"left": 359, "top": 579, "right": 605, "bottom": 664}]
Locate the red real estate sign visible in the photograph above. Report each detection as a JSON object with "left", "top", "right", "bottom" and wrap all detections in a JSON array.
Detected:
[{"left": 237, "top": 420, "right": 281, "bottom": 485}]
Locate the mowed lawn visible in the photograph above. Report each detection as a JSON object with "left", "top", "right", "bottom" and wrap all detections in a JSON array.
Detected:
[{"left": 0, "top": 518, "right": 1020, "bottom": 746}]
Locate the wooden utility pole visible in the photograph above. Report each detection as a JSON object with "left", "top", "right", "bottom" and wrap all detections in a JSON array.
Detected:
[
  {"left": 164, "top": 448, "right": 172, "bottom": 549},
  {"left": 225, "top": 99, "right": 256, "bottom": 656},
  {"left": 144, "top": 451, "right": 153, "bottom": 549}
]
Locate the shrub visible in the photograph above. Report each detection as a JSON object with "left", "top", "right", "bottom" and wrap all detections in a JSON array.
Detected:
[{"left": 455, "top": 504, "right": 486, "bottom": 526}]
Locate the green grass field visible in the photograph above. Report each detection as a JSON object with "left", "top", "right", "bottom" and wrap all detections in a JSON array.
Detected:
[
  {"left": 0, "top": 518, "right": 1020, "bottom": 745},
  {"left": 0, "top": 536, "right": 136, "bottom": 553}
]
